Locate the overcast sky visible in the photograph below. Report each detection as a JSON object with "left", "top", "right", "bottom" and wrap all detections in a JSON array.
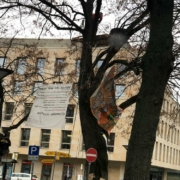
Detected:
[{"left": 1, "top": 1, "right": 118, "bottom": 39}]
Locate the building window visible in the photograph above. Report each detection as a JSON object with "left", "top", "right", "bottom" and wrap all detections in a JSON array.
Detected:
[
  {"left": 41, "top": 129, "right": 51, "bottom": 148},
  {"left": 55, "top": 58, "right": 65, "bottom": 75},
  {"left": 4, "top": 102, "right": 14, "bottom": 120},
  {"left": 115, "top": 84, "right": 125, "bottom": 98},
  {"left": 76, "top": 60, "right": 80, "bottom": 76},
  {"left": 53, "top": 81, "right": 62, "bottom": 84},
  {"left": 24, "top": 103, "right": 32, "bottom": 120},
  {"left": 20, "top": 128, "right": 30, "bottom": 146},
  {"left": 0, "top": 57, "right": 6, "bottom": 68},
  {"left": 97, "top": 60, "right": 103, "bottom": 69},
  {"left": 41, "top": 163, "right": 52, "bottom": 180},
  {"left": 61, "top": 131, "right": 72, "bottom": 149},
  {"left": 62, "top": 163, "right": 73, "bottom": 180},
  {"left": 116, "top": 64, "right": 126, "bottom": 74},
  {"left": 16, "top": 58, "right": 26, "bottom": 74},
  {"left": 37, "top": 58, "right": 45, "bottom": 75},
  {"left": 73, "top": 83, "right": 78, "bottom": 97},
  {"left": 33, "top": 82, "right": 43, "bottom": 96},
  {"left": 107, "top": 133, "right": 115, "bottom": 152},
  {"left": 66, "top": 105, "right": 75, "bottom": 123},
  {"left": 21, "top": 160, "right": 32, "bottom": 173},
  {"left": 14, "top": 81, "right": 23, "bottom": 95},
  {"left": 95, "top": 60, "right": 103, "bottom": 73}
]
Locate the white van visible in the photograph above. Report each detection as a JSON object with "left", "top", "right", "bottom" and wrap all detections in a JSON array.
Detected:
[{"left": 11, "top": 173, "right": 38, "bottom": 180}]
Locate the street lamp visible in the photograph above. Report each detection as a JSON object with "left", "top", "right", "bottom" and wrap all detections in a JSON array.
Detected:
[
  {"left": 12, "top": 152, "right": 19, "bottom": 161},
  {"left": 12, "top": 152, "right": 19, "bottom": 172}
]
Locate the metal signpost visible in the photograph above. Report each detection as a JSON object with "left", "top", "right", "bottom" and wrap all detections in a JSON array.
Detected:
[
  {"left": 45, "top": 151, "right": 71, "bottom": 180},
  {"left": 51, "top": 151, "right": 57, "bottom": 180},
  {"left": 86, "top": 148, "right": 97, "bottom": 180},
  {"left": 28, "top": 146, "right": 40, "bottom": 161},
  {"left": 28, "top": 146, "right": 40, "bottom": 180}
]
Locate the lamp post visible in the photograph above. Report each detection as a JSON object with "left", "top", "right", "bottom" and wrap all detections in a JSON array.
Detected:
[{"left": 12, "top": 152, "right": 19, "bottom": 172}]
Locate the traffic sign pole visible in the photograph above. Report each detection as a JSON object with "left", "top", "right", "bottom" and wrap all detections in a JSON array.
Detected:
[
  {"left": 31, "top": 161, "right": 34, "bottom": 180},
  {"left": 51, "top": 151, "right": 57, "bottom": 180},
  {"left": 86, "top": 148, "right": 97, "bottom": 180},
  {"left": 87, "top": 162, "right": 91, "bottom": 180}
]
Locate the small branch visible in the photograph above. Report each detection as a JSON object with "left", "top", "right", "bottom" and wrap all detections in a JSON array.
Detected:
[
  {"left": 128, "top": 18, "right": 150, "bottom": 36},
  {"left": 114, "top": 67, "right": 130, "bottom": 79},
  {"left": 38, "top": 0, "right": 83, "bottom": 32},
  {"left": 1, "top": 2, "right": 83, "bottom": 33},
  {"left": 107, "top": 59, "right": 129, "bottom": 68},
  {"left": 119, "top": 94, "right": 138, "bottom": 110},
  {"left": 126, "top": 7, "right": 149, "bottom": 34},
  {"left": 95, "top": 47, "right": 119, "bottom": 79},
  {"left": 92, "top": 48, "right": 110, "bottom": 68},
  {"left": 3, "top": 113, "right": 30, "bottom": 133}
]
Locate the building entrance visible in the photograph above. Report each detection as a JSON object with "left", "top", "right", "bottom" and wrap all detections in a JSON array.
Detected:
[{"left": 150, "top": 167, "right": 163, "bottom": 180}]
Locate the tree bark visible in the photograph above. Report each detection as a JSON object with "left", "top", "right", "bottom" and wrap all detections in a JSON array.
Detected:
[
  {"left": 124, "top": 0, "right": 174, "bottom": 180},
  {"left": 78, "top": 32, "right": 109, "bottom": 179}
]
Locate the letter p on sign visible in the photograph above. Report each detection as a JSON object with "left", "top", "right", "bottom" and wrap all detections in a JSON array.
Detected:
[
  {"left": 31, "top": 147, "right": 37, "bottom": 154},
  {"left": 28, "top": 146, "right": 40, "bottom": 156}
]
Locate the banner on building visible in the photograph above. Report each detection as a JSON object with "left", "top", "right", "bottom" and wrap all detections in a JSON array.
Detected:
[
  {"left": 90, "top": 67, "right": 122, "bottom": 134},
  {"left": 26, "top": 84, "right": 72, "bottom": 129}
]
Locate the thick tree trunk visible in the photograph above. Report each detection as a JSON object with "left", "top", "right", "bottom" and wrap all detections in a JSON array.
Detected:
[
  {"left": 124, "top": 0, "right": 174, "bottom": 180},
  {"left": 78, "top": 38, "right": 108, "bottom": 179},
  {"left": 79, "top": 108, "right": 108, "bottom": 180}
]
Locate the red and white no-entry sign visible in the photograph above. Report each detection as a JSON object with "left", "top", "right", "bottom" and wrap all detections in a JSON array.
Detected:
[{"left": 86, "top": 148, "right": 97, "bottom": 163}]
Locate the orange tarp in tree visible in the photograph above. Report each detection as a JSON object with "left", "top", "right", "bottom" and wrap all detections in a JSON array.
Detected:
[{"left": 90, "top": 67, "right": 122, "bottom": 134}]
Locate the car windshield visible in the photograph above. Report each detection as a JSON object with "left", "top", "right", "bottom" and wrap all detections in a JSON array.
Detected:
[{"left": 33, "top": 175, "right": 37, "bottom": 178}]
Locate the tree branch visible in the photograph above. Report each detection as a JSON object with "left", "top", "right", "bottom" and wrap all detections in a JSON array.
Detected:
[
  {"left": 94, "top": 10, "right": 149, "bottom": 82},
  {"left": 114, "top": 67, "right": 130, "bottom": 79},
  {"left": 126, "top": 8, "right": 149, "bottom": 34},
  {"left": 38, "top": 0, "right": 83, "bottom": 32},
  {"left": 0, "top": 2, "right": 83, "bottom": 33},
  {"left": 92, "top": 48, "right": 109, "bottom": 68},
  {"left": 3, "top": 113, "right": 30, "bottom": 134},
  {"left": 119, "top": 94, "right": 138, "bottom": 110},
  {"left": 128, "top": 18, "right": 150, "bottom": 36},
  {"left": 107, "top": 59, "right": 129, "bottom": 68}
]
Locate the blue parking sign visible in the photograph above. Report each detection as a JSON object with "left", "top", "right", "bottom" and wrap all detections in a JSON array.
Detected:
[
  {"left": 28, "top": 146, "right": 40, "bottom": 156},
  {"left": 28, "top": 146, "right": 40, "bottom": 160}
]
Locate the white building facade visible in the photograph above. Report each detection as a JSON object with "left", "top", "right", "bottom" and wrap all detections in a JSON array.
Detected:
[{"left": 0, "top": 38, "right": 180, "bottom": 180}]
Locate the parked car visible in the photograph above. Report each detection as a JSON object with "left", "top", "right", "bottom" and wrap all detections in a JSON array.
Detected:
[
  {"left": 11, "top": 173, "right": 38, "bottom": 180},
  {"left": 32, "top": 175, "right": 38, "bottom": 180}
]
